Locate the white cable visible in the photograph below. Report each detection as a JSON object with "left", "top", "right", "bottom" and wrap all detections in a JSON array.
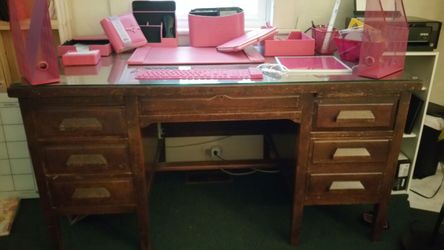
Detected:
[
  {"left": 220, "top": 168, "right": 257, "bottom": 176},
  {"left": 165, "top": 136, "right": 231, "bottom": 148},
  {"left": 253, "top": 168, "right": 280, "bottom": 174}
]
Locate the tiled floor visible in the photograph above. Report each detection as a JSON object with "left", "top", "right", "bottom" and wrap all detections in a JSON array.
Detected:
[{"left": 408, "top": 162, "right": 444, "bottom": 213}]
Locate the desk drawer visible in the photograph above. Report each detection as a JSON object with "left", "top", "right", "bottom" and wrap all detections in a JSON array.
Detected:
[
  {"left": 140, "top": 95, "right": 300, "bottom": 116},
  {"left": 43, "top": 144, "right": 130, "bottom": 174},
  {"left": 49, "top": 176, "right": 136, "bottom": 207},
  {"left": 305, "top": 173, "right": 382, "bottom": 204},
  {"left": 311, "top": 139, "right": 390, "bottom": 167},
  {"left": 314, "top": 99, "right": 397, "bottom": 130},
  {"left": 34, "top": 106, "right": 127, "bottom": 138}
]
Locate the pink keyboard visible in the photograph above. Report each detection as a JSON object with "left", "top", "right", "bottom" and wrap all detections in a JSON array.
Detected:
[{"left": 135, "top": 68, "right": 263, "bottom": 80}]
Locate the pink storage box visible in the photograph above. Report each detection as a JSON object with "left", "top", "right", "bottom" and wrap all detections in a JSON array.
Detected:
[
  {"left": 189, "top": 11, "right": 244, "bottom": 47},
  {"left": 263, "top": 32, "right": 315, "bottom": 56},
  {"left": 58, "top": 36, "right": 112, "bottom": 57},
  {"left": 62, "top": 50, "right": 101, "bottom": 66},
  {"left": 100, "top": 13, "right": 147, "bottom": 53}
]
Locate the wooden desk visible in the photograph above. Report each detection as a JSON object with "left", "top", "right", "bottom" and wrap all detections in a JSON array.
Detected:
[{"left": 7, "top": 63, "right": 422, "bottom": 250}]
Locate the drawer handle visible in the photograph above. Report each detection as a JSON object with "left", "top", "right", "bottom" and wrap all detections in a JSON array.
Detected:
[
  {"left": 59, "top": 118, "right": 103, "bottom": 132},
  {"left": 66, "top": 154, "right": 108, "bottom": 167},
  {"left": 333, "top": 147, "right": 371, "bottom": 160},
  {"left": 336, "top": 110, "right": 375, "bottom": 123},
  {"left": 72, "top": 187, "right": 111, "bottom": 199},
  {"left": 329, "top": 181, "right": 365, "bottom": 191}
]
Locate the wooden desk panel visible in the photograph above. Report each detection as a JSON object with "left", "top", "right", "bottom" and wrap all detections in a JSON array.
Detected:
[{"left": 8, "top": 79, "right": 421, "bottom": 250}]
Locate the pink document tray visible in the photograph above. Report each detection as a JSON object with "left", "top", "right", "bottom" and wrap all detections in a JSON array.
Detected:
[
  {"left": 216, "top": 27, "right": 278, "bottom": 52},
  {"left": 263, "top": 32, "right": 315, "bottom": 56},
  {"left": 276, "top": 56, "right": 352, "bottom": 74},
  {"left": 128, "top": 46, "right": 265, "bottom": 65}
]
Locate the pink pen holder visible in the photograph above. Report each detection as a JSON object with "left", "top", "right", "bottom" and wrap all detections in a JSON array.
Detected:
[
  {"left": 312, "top": 27, "right": 339, "bottom": 54},
  {"left": 334, "top": 37, "right": 361, "bottom": 62}
]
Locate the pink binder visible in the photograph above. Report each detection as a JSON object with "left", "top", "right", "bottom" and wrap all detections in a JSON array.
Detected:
[
  {"left": 356, "top": 0, "right": 408, "bottom": 79},
  {"left": 8, "top": 0, "right": 60, "bottom": 85}
]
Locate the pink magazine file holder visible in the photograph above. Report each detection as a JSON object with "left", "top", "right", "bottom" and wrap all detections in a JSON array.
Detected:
[
  {"left": 357, "top": 0, "right": 408, "bottom": 79},
  {"left": 100, "top": 13, "right": 147, "bottom": 53},
  {"left": 8, "top": 0, "right": 60, "bottom": 85},
  {"left": 188, "top": 11, "right": 244, "bottom": 47},
  {"left": 263, "top": 31, "right": 315, "bottom": 56}
]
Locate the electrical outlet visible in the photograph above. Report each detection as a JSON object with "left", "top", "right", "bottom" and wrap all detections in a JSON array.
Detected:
[{"left": 209, "top": 146, "right": 222, "bottom": 159}]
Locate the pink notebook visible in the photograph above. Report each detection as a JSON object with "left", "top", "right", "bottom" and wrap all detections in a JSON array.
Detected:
[
  {"left": 275, "top": 56, "right": 352, "bottom": 74},
  {"left": 128, "top": 46, "right": 264, "bottom": 65}
]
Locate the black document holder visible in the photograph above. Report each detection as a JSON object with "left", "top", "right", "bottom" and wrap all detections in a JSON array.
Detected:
[
  {"left": 404, "top": 94, "right": 424, "bottom": 134},
  {"left": 132, "top": 1, "right": 177, "bottom": 45}
]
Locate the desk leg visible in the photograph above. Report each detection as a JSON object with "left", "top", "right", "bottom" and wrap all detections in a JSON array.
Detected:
[
  {"left": 127, "top": 97, "right": 150, "bottom": 250},
  {"left": 291, "top": 94, "right": 314, "bottom": 245},
  {"left": 135, "top": 184, "right": 150, "bottom": 250},
  {"left": 372, "top": 202, "right": 387, "bottom": 241},
  {"left": 44, "top": 209, "right": 64, "bottom": 250}
]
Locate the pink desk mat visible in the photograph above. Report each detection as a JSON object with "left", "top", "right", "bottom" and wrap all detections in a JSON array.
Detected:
[{"left": 127, "top": 46, "right": 264, "bottom": 65}]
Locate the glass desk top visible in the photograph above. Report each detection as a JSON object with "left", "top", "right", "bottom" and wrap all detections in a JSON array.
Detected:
[{"left": 54, "top": 54, "right": 420, "bottom": 87}]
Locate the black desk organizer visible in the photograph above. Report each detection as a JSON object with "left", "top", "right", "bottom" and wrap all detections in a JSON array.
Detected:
[{"left": 132, "top": 1, "right": 178, "bottom": 47}]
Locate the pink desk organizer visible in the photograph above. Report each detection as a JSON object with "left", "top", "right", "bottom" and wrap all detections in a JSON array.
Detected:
[
  {"left": 100, "top": 13, "right": 147, "bottom": 53},
  {"left": 62, "top": 50, "right": 101, "bottom": 66},
  {"left": 263, "top": 32, "right": 315, "bottom": 56},
  {"left": 312, "top": 27, "right": 339, "bottom": 54},
  {"left": 189, "top": 12, "right": 244, "bottom": 47}
]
